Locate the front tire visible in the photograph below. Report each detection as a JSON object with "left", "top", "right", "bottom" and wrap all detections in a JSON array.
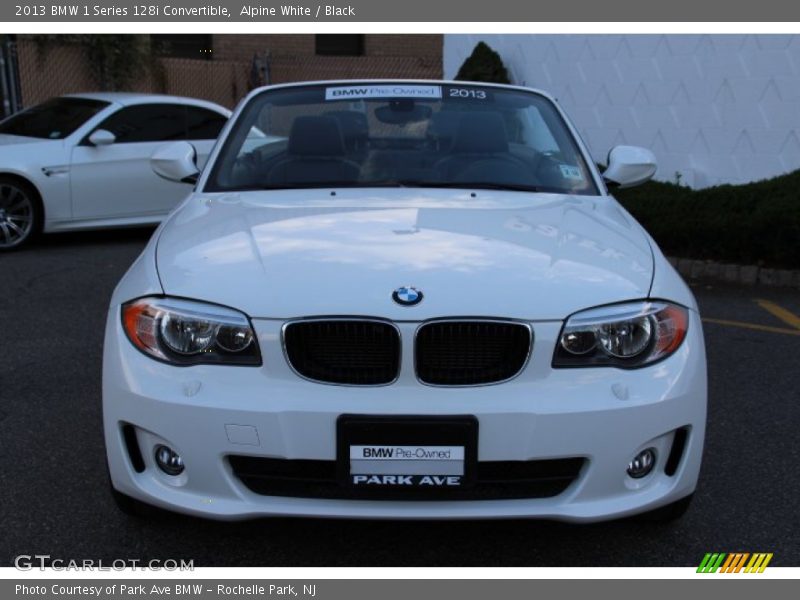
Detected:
[{"left": 0, "top": 177, "right": 42, "bottom": 251}]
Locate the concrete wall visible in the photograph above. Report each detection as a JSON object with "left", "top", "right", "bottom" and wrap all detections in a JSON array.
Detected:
[{"left": 445, "top": 35, "right": 800, "bottom": 188}]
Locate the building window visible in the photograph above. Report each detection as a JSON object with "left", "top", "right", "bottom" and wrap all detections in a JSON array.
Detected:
[
  {"left": 151, "top": 35, "right": 213, "bottom": 60},
  {"left": 315, "top": 35, "right": 364, "bottom": 57}
]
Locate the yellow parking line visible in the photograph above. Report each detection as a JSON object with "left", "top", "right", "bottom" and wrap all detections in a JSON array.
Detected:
[
  {"left": 702, "top": 317, "right": 800, "bottom": 336},
  {"left": 756, "top": 299, "right": 800, "bottom": 330}
]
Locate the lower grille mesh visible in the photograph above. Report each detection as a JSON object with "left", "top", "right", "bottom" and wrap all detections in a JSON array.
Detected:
[{"left": 229, "top": 455, "right": 585, "bottom": 501}]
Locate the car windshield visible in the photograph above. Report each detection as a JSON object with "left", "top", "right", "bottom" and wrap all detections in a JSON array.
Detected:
[
  {"left": 207, "top": 82, "right": 599, "bottom": 195},
  {"left": 0, "top": 97, "right": 109, "bottom": 140}
]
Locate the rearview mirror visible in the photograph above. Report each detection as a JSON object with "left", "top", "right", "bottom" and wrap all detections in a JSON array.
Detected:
[
  {"left": 375, "top": 102, "right": 432, "bottom": 125},
  {"left": 151, "top": 141, "right": 200, "bottom": 184},
  {"left": 602, "top": 145, "right": 657, "bottom": 189},
  {"left": 88, "top": 129, "right": 116, "bottom": 146}
]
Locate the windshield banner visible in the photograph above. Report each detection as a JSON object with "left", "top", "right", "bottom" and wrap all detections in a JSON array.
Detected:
[{"left": 325, "top": 85, "right": 442, "bottom": 101}]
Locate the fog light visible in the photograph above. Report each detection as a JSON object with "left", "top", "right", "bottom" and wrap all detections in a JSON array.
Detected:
[
  {"left": 154, "top": 445, "right": 184, "bottom": 476},
  {"left": 627, "top": 448, "right": 656, "bottom": 479}
]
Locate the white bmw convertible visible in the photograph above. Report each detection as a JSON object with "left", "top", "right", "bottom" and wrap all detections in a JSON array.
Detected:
[
  {"left": 103, "top": 80, "right": 706, "bottom": 522},
  {"left": 0, "top": 92, "right": 229, "bottom": 250}
]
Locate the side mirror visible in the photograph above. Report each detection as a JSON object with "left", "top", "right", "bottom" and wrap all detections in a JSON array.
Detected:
[
  {"left": 88, "top": 129, "right": 116, "bottom": 146},
  {"left": 602, "top": 145, "right": 657, "bottom": 189},
  {"left": 151, "top": 141, "right": 200, "bottom": 184}
]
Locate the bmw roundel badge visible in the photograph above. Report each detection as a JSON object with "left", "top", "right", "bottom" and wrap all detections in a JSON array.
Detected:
[{"left": 392, "top": 286, "right": 423, "bottom": 306}]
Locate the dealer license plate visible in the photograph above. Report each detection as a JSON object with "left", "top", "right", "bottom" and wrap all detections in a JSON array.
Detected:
[{"left": 337, "top": 416, "right": 478, "bottom": 490}]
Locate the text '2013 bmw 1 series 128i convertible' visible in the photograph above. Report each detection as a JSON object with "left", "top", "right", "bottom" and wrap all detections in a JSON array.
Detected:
[{"left": 103, "top": 80, "right": 706, "bottom": 522}]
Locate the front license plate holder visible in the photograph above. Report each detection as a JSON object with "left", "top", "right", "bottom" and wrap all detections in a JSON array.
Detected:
[{"left": 336, "top": 415, "right": 478, "bottom": 492}]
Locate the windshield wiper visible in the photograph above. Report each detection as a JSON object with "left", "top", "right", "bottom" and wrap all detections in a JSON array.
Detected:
[
  {"left": 401, "top": 181, "right": 545, "bottom": 193},
  {"left": 255, "top": 182, "right": 354, "bottom": 190},
  {"left": 249, "top": 181, "right": 545, "bottom": 192},
  {"left": 254, "top": 181, "right": 409, "bottom": 191}
]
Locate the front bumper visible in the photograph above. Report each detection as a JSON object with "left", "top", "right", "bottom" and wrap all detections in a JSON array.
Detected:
[{"left": 102, "top": 310, "right": 707, "bottom": 521}]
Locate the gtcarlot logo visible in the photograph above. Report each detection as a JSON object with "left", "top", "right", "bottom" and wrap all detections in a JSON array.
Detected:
[
  {"left": 13, "top": 554, "right": 194, "bottom": 571},
  {"left": 697, "top": 552, "right": 773, "bottom": 573}
]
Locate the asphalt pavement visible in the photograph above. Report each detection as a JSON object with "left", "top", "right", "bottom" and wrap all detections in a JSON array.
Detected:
[{"left": 1, "top": 228, "right": 798, "bottom": 567}]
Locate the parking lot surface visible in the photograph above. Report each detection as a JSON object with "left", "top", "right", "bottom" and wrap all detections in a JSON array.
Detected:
[{"left": 1, "top": 228, "right": 798, "bottom": 567}]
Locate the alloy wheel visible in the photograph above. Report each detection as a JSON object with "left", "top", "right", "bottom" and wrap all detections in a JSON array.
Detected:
[{"left": 0, "top": 183, "right": 35, "bottom": 248}]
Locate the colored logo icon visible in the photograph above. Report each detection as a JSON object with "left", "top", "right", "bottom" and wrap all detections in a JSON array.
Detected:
[{"left": 697, "top": 552, "right": 773, "bottom": 573}]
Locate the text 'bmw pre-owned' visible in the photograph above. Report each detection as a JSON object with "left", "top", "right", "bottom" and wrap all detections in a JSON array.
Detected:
[{"left": 103, "top": 80, "right": 707, "bottom": 522}]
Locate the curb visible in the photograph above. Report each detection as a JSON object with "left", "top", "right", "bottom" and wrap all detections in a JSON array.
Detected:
[{"left": 667, "top": 257, "right": 800, "bottom": 289}]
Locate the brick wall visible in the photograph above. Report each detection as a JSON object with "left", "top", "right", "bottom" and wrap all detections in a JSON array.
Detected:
[
  {"left": 364, "top": 35, "right": 442, "bottom": 58},
  {"left": 268, "top": 55, "right": 442, "bottom": 85},
  {"left": 16, "top": 39, "right": 249, "bottom": 108},
  {"left": 15, "top": 35, "right": 443, "bottom": 110},
  {"left": 212, "top": 34, "right": 442, "bottom": 62},
  {"left": 212, "top": 35, "right": 315, "bottom": 61},
  {"left": 225, "top": 34, "right": 444, "bottom": 86},
  {"left": 16, "top": 41, "right": 96, "bottom": 105}
]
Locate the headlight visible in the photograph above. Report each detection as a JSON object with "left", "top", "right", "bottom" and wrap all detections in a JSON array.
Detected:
[
  {"left": 553, "top": 301, "right": 688, "bottom": 368},
  {"left": 122, "top": 297, "right": 261, "bottom": 366}
]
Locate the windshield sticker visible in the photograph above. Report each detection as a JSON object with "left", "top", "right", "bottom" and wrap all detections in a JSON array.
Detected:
[
  {"left": 444, "top": 87, "right": 492, "bottom": 101},
  {"left": 325, "top": 85, "right": 442, "bottom": 101},
  {"left": 559, "top": 164, "right": 584, "bottom": 181}
]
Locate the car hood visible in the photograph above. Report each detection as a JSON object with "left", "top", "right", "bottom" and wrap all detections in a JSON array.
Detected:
[{"left": 155, "top": 190, "right": 654, "bottom": 320}]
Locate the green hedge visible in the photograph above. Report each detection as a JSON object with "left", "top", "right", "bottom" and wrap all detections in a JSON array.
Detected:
[{"left": 614, "top": 171, "right": 800, "bottom": 269}]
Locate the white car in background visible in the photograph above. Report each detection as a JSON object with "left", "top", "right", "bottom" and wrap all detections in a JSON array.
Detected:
[
  {"left": 104, "top": 80, "right": 706, "bottom": 522},
  {"left": 0, "top": 92, "right": 230, "bottom": 250}
]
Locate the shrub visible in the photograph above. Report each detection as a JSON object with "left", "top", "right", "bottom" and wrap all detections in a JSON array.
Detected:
[
  {"left": 614, "top": 171, "right": 800, "bottom": 269},
  {"left": 455, "top": 42, "right": 511, "bottom": 84}
]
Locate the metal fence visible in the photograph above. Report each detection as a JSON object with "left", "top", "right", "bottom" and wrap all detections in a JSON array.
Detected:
[
  {"left": 15, "top": 39, "right": 251, "bottom": 109},
  {"left": 12, "top": 38, "right": 443, "bottom": 112},
  {"left": 0, "top": 37, "right": 23, "bottom": 118}
]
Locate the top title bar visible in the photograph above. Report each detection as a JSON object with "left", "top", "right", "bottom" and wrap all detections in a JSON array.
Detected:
[{"left": 3, "top": 0, "right": 800, "bottom": 22}]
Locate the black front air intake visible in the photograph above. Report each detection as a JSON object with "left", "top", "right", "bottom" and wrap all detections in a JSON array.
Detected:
[
  {"left": 665, "top": 427, "right": 690, "bottom": 476},
  {"left": 283, "top": 319, "right": 401, "bottom": 385},
  {"left": 415, "top": 320, "right": 532, "bottom": 385},
  {"left": 121, "top": 423, "right": 145, "bottom": 473}
]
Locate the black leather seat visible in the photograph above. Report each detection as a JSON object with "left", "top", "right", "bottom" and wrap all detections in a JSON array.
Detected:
[
  {"left": 267, "top": 116, "right": 361, "bottom": 186},
  {"left": 324, "top": 111, "right": 369, "bottom": 154},
  {"left": 428, "top": 111, "right": 461, "bottom": 151},
  {"left": 435, "top": 112, "right": 531, "bottom": 184}
]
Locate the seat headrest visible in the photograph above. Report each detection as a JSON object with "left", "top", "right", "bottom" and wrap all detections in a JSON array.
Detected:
[
  {"left": 452, "top": 112, "right": 508, "bottom": 154},
  {"left": 288, "top": 116, "right": 346, "bottom": 157},
  {"left": 324, "top": 111, "right": 368, "bottom": 138},
  {"left": 429, "top": 111, "right": 461, "bottom": 147}
]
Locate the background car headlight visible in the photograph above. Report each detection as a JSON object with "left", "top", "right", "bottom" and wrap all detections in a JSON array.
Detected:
[
  {"left": 553, "top": 301, "right": 688, "bottom": 368},
  {"left": 122, "top": 297, "right": 261, "bottom": 366}
]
